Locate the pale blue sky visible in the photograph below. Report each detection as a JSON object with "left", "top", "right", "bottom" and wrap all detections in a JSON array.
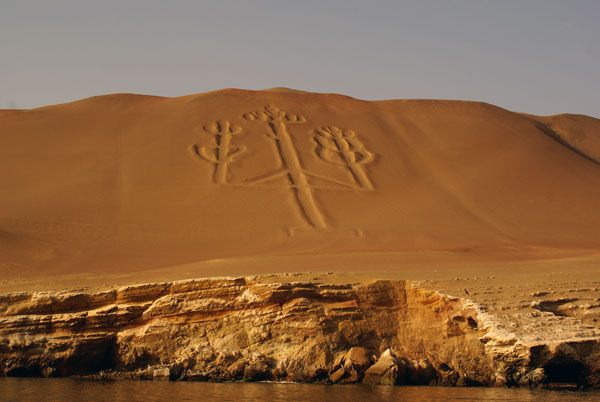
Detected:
[{"left": 1, "top": 0, "right": 599, "bottom": 117}]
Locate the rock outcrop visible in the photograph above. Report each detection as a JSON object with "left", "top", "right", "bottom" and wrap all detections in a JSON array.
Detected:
[
  {"left": 0, "top": 276, "right": 598, "bottom": 387},
  {"left": 362, "top": 349, "right": 399, "bottom": 385}
]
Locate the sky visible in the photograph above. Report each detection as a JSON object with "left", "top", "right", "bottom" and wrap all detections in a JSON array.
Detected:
[{"left": 1, "top": 0, "right": 599, "bottom": 117}]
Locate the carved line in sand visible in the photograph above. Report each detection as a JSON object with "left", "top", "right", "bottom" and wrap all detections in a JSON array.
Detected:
[
  {"left": 191, "top": 121, "right": 247, "bottom": 184},
  {"left": 314, "top": 126, "right": 375, "bottom": 191},
  {"left": 191, "top": 106, "right": 376, "bottom": 233},
  {"left": 244, "top": 106, "right": 328, "bottom": 229}
]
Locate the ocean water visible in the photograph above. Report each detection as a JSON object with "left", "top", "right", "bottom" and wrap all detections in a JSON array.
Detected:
[{"left": 1, "top": 378, "right": 599, "bottom": 402}]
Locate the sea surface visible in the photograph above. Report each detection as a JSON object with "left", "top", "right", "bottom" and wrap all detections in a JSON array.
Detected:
[{"left": 1, "top": 378, "right": 599, "bottom": 402}]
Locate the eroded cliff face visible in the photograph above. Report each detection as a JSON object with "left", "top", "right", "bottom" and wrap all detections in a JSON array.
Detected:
[{"left": 0, "top": 277, "right": 598, "bottom": 387}]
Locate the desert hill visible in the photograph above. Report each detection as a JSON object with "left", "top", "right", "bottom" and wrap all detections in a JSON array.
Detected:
[
  {"left": 527, "top": 113, "right": 600, "bottom": 164},
  {"left": 1, "top": 88, "right": 600, "bottom": 282}
]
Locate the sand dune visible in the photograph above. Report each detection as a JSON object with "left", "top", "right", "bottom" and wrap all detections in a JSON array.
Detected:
[
  {"left": 1, "top": 88, "right": 600, "bottom": 282},
  {"left": 528, "top": 113, "right": 600, "bottom": 164}
]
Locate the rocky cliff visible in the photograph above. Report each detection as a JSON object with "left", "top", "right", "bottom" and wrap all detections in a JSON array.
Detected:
[{"left": 1, "top": 276, "right": 598, "bottom": 388}]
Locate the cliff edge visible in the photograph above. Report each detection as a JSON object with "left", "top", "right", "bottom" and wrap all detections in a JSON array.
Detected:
[{"left": 1, "top": 275, "right": 598, "bottom": 388}]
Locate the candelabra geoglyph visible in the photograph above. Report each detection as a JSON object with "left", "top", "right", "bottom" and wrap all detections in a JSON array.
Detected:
[{"left": 191, "top": 106, "right": 376, "bottom": 232}]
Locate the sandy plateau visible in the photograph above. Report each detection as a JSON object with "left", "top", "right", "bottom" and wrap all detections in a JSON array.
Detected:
[{"left": 1, "top": 88, "right": 600, "bottom": 387}]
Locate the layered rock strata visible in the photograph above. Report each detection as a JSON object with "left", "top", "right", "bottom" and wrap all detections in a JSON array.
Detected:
[{"left": 0, "top": 277, "right": 598, "bottom": 387}]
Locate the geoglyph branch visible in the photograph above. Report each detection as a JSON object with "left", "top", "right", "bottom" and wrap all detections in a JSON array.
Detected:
[
  {"left": 243, "top": 105, "right": 306, "bottom": 125},
  {"left": 192, "top": 120, "right": 246, "bottom": 184},
  {"left": 244, "top": 106, "right": 326, "bottom": 229},
  {"left": 314, "top": 126, "right": 374, "bottom": 190}
]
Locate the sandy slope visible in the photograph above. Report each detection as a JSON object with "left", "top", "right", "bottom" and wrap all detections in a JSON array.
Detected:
[{"left": 1, "top": 88, "right": 600, "bottom": 287}]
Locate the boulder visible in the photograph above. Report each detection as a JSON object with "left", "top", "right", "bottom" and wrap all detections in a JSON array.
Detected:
[
  {"left": 329, "top": 367, "right": 346, "bottom": 383},
  {"left": 530, "top": 368, "right": 547, "bottom": 387},
  {"left": 153, "top": 367, "right": 170, "bottom": 380},
  {"left": 226, "top": 360, "right": 245, "bottom": 379},
  {"left": 339, "top": 368, "right": 360, "bottom": 384},
  {"left": 329, "top": 347, "right": 372, "bottom": 384},
  {"left": 344, "top": 347, "right": 372, "bottom": 373},
  {"left": 362, "top": 349, "right": 398, "bottom": 385}
]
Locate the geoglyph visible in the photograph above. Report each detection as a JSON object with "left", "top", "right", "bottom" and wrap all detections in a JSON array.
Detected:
[{"left": 192, "top": 105, "right": 376, "bottom": 231}]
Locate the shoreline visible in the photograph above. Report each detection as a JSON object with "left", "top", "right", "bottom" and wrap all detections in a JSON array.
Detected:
[{"left": 2, "top": 271, "right": 599, "bottom": 388}]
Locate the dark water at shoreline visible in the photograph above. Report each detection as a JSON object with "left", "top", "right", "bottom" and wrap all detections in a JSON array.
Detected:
[{"left": 1, "top": 378, "right": 599, "bottom": 402}]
